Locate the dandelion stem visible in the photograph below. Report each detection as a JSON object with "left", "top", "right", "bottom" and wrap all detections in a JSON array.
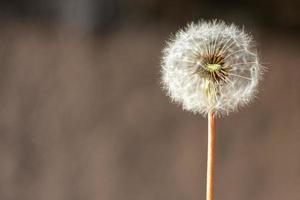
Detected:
[{"left": 206, "top": 111, "right": 215, "bottom": 200}]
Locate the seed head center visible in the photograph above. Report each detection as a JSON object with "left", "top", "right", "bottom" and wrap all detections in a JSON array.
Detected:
[{"left": 206, "top": 63, "right": 222, "bottom": 72}]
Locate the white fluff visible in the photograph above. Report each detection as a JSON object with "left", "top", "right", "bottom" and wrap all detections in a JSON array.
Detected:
[{"left": 161, "top": 20, "right": 263, "bottom": 117}]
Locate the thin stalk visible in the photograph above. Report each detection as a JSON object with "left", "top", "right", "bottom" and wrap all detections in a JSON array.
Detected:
[{"left": 206, "top": 111, "right": 216, "bottom": 200}]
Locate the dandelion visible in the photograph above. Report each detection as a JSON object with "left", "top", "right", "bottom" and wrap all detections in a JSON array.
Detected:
[
  {"left": 161, "top": 20, "right": 262, "bottom": 117},
  {"left": 160, "top": 20, "right": 263, "bottom": 200}
]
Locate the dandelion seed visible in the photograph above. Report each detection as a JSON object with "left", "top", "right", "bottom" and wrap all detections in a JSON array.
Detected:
[{"left": 161, "top": 20, "right": 263, "bottom": 117}]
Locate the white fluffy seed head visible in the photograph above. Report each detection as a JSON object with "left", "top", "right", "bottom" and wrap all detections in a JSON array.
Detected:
[{"left": 161, "top": 20, "right": 263, "bottom": 117}]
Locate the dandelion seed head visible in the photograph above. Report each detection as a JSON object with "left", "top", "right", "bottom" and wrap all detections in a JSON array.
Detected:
[{"left": 161, "top": 20, "right": 263, "bottom": 117}]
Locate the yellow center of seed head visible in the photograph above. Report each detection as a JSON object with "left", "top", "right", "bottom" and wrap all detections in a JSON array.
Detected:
[{"left": 206, "top": 64, "right": 222, "bottom": 72}]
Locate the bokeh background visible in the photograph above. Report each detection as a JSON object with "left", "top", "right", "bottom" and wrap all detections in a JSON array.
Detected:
[{"left": 0, "top": 0, "right": 299, "bottom": 199}]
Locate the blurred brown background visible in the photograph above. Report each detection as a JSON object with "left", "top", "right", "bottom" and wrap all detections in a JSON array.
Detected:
[{"left": 0, "top": 0, "right": 299, "bottom": 199}]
